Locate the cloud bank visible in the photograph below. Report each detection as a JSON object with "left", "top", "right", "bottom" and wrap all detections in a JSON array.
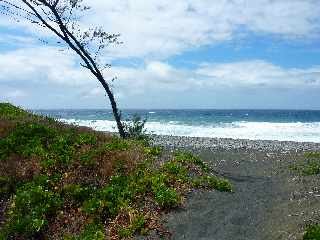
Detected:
[
  {"left": 0, "top": 47, "right": 319, "bottom": 101},
  {"left": 1, "top": 0, "right": 320, "bottom": 108},
  {"left": 83, "top": 0, "right": 320, "bottom": 58}
]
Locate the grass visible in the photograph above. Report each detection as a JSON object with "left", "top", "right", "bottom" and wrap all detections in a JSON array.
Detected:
[
  {"left": 0, "top": 103, "right": 31, "bottom": 120},
  {"left": 290, "top": 152, "right": 320, "bottom": 176},
  {"left": 0, "top": 103, "right": 232, "bottom": 239},
  {"left": 303, "top": 224, "right": 320, "bottom": 240}
]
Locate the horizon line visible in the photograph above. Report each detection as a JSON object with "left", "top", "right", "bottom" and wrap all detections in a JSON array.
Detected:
[{"left": 29, "top": 107, "right": 320, "bottom": 111}]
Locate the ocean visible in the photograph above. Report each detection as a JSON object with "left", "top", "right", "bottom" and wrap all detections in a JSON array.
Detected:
[{"left": 32, "top": 109, "right": 320, "bottom": 143}]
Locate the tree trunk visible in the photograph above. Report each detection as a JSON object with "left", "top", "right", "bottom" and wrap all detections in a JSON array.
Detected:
[
  {"left": 98, "top": 76, "right": 126, "bottom": 139},
  {"left": 12, "top": 1, "right": 127, "bottom": 138}
]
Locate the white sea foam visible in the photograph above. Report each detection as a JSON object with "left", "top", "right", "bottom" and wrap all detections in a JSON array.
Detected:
[{"left": 61, "top": 119, "right": 320, "bottom": 143}]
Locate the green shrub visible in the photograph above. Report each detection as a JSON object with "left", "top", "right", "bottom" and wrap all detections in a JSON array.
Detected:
[
  {"left": 162, "top": 161, "right": 187, "bottom": 175},
  {"left": 291, "top": 152, "right": 320, "bottom": 176},
  {"left": 63, "top": 184, "right": 95, "bottom": 203},
  {"left": 131, "top": 214, "right": 146, "bottom": 232},
  {"left": 304, "top": 152, "right": 320, "bottom": 159},
  {"left": 0, "top": 138, "right": 11, "bottom": 160},
  {"left": 302, "top": 162, "right": 320, "bottom": 176},
  {"left": 0, "top": 176, "right": 13, "bottom": 196},
  {"left": 192, "top": 176, "right": 233, "bottom": 192},
  {"left": 150, "top": 173, "right": 168, "bottom": 192},
  {"left": 0, "top": 122, "right": 100, "bottom": 169},
  {"left": 150, "top": 173, "right": 180, "bottom": 208},
  {"left": 0, "top": 103, "right": 234, "bottom": 239},
  {"left": 73, "top": 223, "right": 105, "bottom": 240},
  {"left": 4, "top": 181, "right": 62, "bottom": 236},
  {"left": 118, "top": 213, "right": 146, "bottom": 239},
  {"left": 0, "top": 123, "right": 56, "bottom": 161},
  {"left": 118, "top": 227, "right": 133, "bottom": 238},
  {"left": 48, "top": 135, "right": 76, "bottom": 166},
  {"left": 79, "top": 139, "right": 129, "bottom": 167},
  {"left": 123, "top": 114, "right": 148, "bottom": 140},
  {"left": 32, "top": 174, "right": 62, "bottom": 188},
  {"left": 144, "top": 146, "right": 162, "bottom": 157},
  {"left": 153, "top": 187, "right": 181, "bottom": 208},
  {"left": 82, "top": 176, "right": 134, "bottom": 217},
  {"left": 162, "top": 161, "right": 189, "bottom": 183},
  {"left": 303, "top": 224, "right": 320, "bottom": 240},
  {"left": 75, "top": 133, "right": 97, "bottom": 146},
  {"left": 82, "top": 197, "right": 105, "bottom": 215},
  {"left": 0, "top": 103, "right": 30, "bottom": 119},
  {"left": 174, "top": 151, "right": 209, "bottom": 172},
  {"left": 104, "top": 138, "right": 129, "bottom": 151},
  {"left": 79, "top": 150, "right": 97, "bottom": 167}
]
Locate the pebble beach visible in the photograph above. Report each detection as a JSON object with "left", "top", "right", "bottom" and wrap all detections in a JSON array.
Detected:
[
  {"left": 148, "top": 135, "right": 320, "bottom": 240},
  {"left": 151, "top": 135, "right": 320, "bottom": 152}
]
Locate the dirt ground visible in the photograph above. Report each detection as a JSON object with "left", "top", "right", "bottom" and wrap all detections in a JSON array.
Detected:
[{"left": 164, "top": 150, "right": 320, "bottom": 240}]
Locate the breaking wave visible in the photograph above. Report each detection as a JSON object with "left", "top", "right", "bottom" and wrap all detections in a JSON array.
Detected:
[{"left": 60, "top": 119, "right": 320, "bottom": 143}]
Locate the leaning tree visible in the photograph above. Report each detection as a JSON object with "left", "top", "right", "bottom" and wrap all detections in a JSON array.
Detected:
[{"left": 0, "top": 0, "right": 127, "bottom": 138}]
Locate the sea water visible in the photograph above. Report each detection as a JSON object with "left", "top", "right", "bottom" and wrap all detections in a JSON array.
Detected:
[{"left": 32, "top": 109, "right": 320, "bottom": 143}]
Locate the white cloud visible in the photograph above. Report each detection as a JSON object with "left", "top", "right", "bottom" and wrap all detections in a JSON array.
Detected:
[
  {"left": 109, "top": 60, "right": 320, "bottom": 94},
  {"left": 1, "top": 0, "right": 319, "bottom": 59},
  {"left": 0, "top": 44, "right": 320, "bottom": 110},
  {"left": 0, "top": 46, "right": 319, "bottom": 96},
  {"left": 0, "top": 47, "right": 93, "bottom": 86},
  {"left": 81, "top": 0, "right": 320, "bottom": 58},
  {"left": 1, "top": 1, "right": 319, "bottom": 109},
  {"left": 200, "top": 61, "right": 320, "bottom": 88}
]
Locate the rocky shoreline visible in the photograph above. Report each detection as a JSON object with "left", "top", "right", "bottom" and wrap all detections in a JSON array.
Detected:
[{"left": 150, "top": 135, "right": 320, "bottom": 152}]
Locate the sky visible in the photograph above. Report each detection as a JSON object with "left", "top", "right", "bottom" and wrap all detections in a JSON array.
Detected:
[{"left": 0, "top": 0, "right": 320, "bottom": 109}]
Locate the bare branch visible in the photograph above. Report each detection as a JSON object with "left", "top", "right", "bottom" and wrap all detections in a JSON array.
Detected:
[
  {"left": 21, "top": 0, "right": 65, "bottom": 39},
  {"left": 52, "top": 0, "right": 59, "bottom": 8},
  {"left": 0, "top": 0, "right": 36, "bottom": 17}
]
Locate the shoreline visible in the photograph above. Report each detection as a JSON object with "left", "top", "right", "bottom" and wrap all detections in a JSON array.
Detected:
[{"left": 149, "top": 134, "right": 320, "bottom": 152}]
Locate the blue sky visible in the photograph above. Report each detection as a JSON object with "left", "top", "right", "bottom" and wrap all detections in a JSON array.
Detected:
[{"left": 0, "top": 0, "right": 320, "bottom": 109}]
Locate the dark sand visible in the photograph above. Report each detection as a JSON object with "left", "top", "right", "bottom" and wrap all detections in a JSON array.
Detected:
[{"left": 157, "top": 142, "right": 320, "bottom": 240}]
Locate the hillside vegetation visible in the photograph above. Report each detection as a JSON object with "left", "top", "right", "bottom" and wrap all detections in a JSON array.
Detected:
[{"left": 0, "top": 103, "right": 232, "bottom": 239}]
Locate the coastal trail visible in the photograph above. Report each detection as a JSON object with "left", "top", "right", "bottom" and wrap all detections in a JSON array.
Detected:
[{"left": 164, "top": 149, "right": 320, "bottom": 240}]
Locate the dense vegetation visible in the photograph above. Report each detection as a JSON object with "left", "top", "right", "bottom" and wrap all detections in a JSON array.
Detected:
[
  {"left": 304, "top": 224, "right": 320, "bottom": 240},
  {"left": 0, "top": 103, "right": 232, "bottom": 239}
]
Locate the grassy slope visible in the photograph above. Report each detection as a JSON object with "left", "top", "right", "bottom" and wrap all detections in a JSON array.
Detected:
[{"left": 0, "top": 103, "right": 232, "bottom": 240}]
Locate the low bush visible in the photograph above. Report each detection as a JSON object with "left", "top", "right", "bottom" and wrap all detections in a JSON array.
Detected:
[
  {"left": 0, "top": 103, "right": 30, "bottom": 120},
  {"left": 303, "top": 224, "right": 320, "bottom": 240},
  {"left": 192, "top": 176, "right": 233, "bottom": 192},
  {"left": 291, "top": 152, "right": 320, "bottom": 176},
  {"left": 67, "top": 222, "right": 105, "bottom": 240},
  {"left": 123, "top": 114, "right": 148, "bottom": 141},
  {"left": 144, "top": 146, "right": 162, "bottom": 157},
  {"left": 117, "top": 213, "right": 147, "bottom": 239},
  {"left": 3, "top": 179, "right": 62, "bottom": 237},
  {"left": 104, "top": 138, "right": 129, "bottom": 151},
  {"left": 174, "top": 151, "right": 209, "bottom": 172},
  {"left": 0, "top": 176, "right": 14, "bottom": 197},
  {"left": 62, "top": 184, "right": 95, "bottom": 204},
  {"left": 0, "top": 103, "right": 233, "bottom": 239}
]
